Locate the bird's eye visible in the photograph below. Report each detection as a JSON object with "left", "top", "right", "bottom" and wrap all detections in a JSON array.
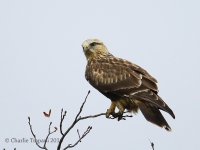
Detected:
[{"left": 90, "top": 42, "right": 96, "bottom": 47}]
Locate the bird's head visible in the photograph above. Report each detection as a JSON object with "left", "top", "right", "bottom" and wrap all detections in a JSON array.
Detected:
[{"left": 82, "top": 39, "right": 110, "bottom": 60}]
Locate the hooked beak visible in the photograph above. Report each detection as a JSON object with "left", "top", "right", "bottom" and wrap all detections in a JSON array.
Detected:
[{"left": 82, "top": 44, "right": 89, "bottom": 53}]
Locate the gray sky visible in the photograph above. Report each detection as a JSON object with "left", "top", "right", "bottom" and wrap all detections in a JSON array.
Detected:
[{"left": 1, "top": 1, "right": 200, "bottom": 150}]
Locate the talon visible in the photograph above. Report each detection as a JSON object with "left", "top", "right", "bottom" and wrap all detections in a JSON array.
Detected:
[
  {"left": 106, "top": 102, "right": 116, "bottom": 118},
  {"left": 110, "top": 112, "right": 117, "bottom": 118},
  {"left": 106, "top": 109, "right": 111, "bottom": 118},
  {"left": 116, "top": 111, "right": 123, "bottom": 121}
]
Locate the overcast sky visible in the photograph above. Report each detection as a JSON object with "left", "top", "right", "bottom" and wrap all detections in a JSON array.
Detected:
[{"left": 1, "top": 1, "right": 200, "bottom": 150}]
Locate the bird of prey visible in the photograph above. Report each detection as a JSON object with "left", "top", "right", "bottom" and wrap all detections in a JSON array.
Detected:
[{"left": 82, "top": 38, "right": 175, "bottom": 131}]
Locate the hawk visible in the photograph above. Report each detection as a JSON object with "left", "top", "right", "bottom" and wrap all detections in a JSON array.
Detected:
[{"left": 82, "top": 39, "right": 175, "bottom": 131}]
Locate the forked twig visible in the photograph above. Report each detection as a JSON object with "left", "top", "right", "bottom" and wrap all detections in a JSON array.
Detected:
[
  {"left": 60, "top": 109, "right": 67, "bottom": 136},
  {"left": 28, "top": 117, "right": 57, "bottom": 150},
  {"left": 28, "top": 117, "right": 45, "bottom": 149},
  {"left": 63, "top": 126, "right": 92, "bottom": 149},
  {"left": 57, "top": 91, "right": 91, "bottom": 150}
]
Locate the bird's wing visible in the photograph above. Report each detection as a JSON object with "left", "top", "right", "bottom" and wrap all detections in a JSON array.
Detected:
[
  {"left": 85, "top": 57, "right": 175, "bottom": 118},
  {"left": 86, "top": 57, "right": 157, "bottom": 94}
]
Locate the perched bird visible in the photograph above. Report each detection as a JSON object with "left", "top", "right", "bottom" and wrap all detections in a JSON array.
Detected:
[{"left": 82, "top": 38, "right": 175, "bottom": 131}]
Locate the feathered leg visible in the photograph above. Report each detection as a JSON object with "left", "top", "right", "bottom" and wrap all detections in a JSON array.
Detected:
[{"left": 106, "top": 101, "right": 125, "bottom": 120}]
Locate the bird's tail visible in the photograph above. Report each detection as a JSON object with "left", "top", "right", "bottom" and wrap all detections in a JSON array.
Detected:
[{"left": 135, "top": 100, "right": 172, "bottom": 131}]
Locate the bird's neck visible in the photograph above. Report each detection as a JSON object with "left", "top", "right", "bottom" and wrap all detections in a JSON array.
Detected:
[{"left": 86, "top": 51, "right": 112, "bottom": 61}]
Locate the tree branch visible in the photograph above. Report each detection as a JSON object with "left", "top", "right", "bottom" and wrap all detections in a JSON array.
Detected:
[
  {"left": 28, "top": 117, "right": 47, "bottom": 150},
  {"left": 77, "top": 129, "right": 81, "bottom": 142},
  {"left": 43, "top": 122, "right": 57, "bottom": 148},
  {"left": 28, "top": 90, "right": 133, "bottom": 150},
  {"left": 149, "top": 139, "right": 154, "bottom": 150},
  {"left": 57, "top": 90, "right": 91, "bottom": 150},
  {"left": 28, "top": 117, "right": 57, "bottom": 150},
  {"left": 63, "top": 126, "right": 92, "bottom": 149},
  {"left": 60, "top": 109, "right": 67, "bottom": 136},
  {"left": 57, "top": 90, "right": 133, "bottom": 150}
]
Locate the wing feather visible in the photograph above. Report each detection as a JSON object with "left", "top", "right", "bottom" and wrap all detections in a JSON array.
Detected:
[{"left": 86, "top": 57, "right": 157, "bottom": 93}]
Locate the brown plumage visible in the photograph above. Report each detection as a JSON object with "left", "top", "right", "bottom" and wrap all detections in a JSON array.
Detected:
[{"left": 82, "top": 38, "right": 175, "bottom": 131}]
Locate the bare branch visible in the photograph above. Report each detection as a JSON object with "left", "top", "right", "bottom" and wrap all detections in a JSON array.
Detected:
[
  {"left": 74, "top": 90, "right": 90, "bottom": 121},
  {"left": 28, "top": 117, "right": 46, "bottom": 150},
  {"left": 57, "top": 90, "right": 133, "bottom": 150},
  {"left": 43, "top": 122, "right": 57, "bottom": 148},
  {"left": 60, "top": 108, "right": 67, "bottom": 136},
  {"left": 149, "top": 139, "right": 154, "bottom": 150},
  {"left": 29, "top": 90, "right": 133, "bottom": 150},
  {"left": 28, "top": 117, "right": 57, "bottom": 150},
  {"left": 77, "top": 129, "right": 81, "bottom": 142},
  {"left": 63, "top": 126, "right": 92, "bottom": 149},
  {"left": 57, "top": 90, "right": 91, "bottom": 150},
  {"left": 76, "top": 111, "right": 132, "bottom": 122},
  {"left": 76, "top": 113, "right": 105, "bottom": 121}
]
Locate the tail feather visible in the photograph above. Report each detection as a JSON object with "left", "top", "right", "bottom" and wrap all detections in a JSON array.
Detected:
[
  {"left": 135, "top": 100, "right": 172, "bottom": 131},
  {"left": 131, "top": 90, "right": 175, "bottom": 119}
]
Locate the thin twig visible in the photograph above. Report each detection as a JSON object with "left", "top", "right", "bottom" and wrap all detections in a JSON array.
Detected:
[
  {"left": 28, "top": 117, "right": 57, "bottom": 150},
  {"left": 28, "top": 117, "right": 46, "bottom": 149},
  {"left": 74, "top": 90, "right": 90, "bottom": 121},
  {"left": 149, "top": 139, "right": 154, "bottom": 150},
  {"left": 63, "top": 126, "right": 92, "bottom": 149},
  {"left": 75, "top": 111, "right": 132, "bottom": 122},
  {"left": 57, "top": 91, "right": 91, "bottom": 150},
  {"left": 77, "top": 129, "right": 81, "bottom": 142},
  {"left": 43, "top": 122, "right": 57, "bottom": 148},
  {"left": 76, "top": 113, "right": 105, "bottom": 121},
  {"left": 60, "top": 109, "right": 67, "bottom": 136}
]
